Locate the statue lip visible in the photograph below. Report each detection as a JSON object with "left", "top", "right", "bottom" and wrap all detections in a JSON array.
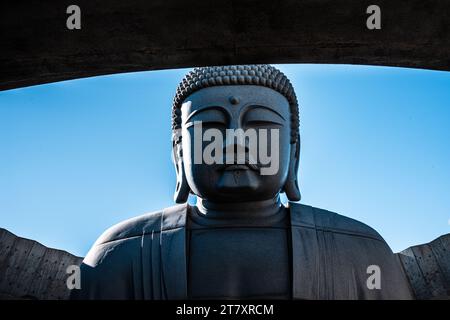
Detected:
[
  {"left": 220, "top": 162, "right": 260, "bottom": 172},
  {"left": 222, "top": 164, "right": 251, "bottom": 171}
]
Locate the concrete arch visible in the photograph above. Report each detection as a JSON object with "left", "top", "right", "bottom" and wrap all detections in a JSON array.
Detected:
[{"left": 1, "top": 0, "right": 449, "bottom": 90}]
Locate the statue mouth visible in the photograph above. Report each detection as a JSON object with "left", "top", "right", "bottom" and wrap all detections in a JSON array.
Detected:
[
  {"left": 223, "top": 164, "right": 250, "bottom": 171},
  {"left": 219, "top": 161, "right": 260, "bottom": 172},
  {"left": 217, "top": 152, "right": 261, "bottom": 172}
]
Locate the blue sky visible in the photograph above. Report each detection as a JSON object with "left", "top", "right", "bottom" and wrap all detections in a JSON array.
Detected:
[{"left": 0, "top": 64, "right": 449, "bottom": 257}]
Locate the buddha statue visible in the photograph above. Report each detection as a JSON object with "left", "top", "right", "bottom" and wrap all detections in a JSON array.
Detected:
[{"left": 71, "top": 65, "right": 413, "bottom": 300}]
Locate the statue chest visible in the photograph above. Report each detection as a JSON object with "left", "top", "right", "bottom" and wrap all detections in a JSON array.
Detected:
[{"left": 186, "top": 227, "right": 291, "bottom": 299}]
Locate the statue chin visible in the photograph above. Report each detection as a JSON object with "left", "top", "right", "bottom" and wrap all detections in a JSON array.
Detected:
[{"left": 216, "top": 170, "right": 260, "bottom": 194}]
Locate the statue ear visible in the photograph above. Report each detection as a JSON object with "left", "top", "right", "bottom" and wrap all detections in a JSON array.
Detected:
[
  {"left": 283, "top": 138, "right": 301, "bottom": 202},
  {"left": 172, "top": 140, "right": 190, "bottom": 203}
]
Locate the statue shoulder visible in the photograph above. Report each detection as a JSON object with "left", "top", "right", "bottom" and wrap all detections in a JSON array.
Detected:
[
  {"left": 93, "top": 209, "right": 163, "bottom": 246},
  {"left": 288, "top": 202, "right": 384, "bottom": 242},
  {"left": 93, "top": 203, "right": 187, "bottom": 246},
  {"left": 288, "top": 202, "right": 414, "bottom": 299},
  {"left": 73, "top": 204, "right": 187, "bottom": 299},
  {"left": 80, "top": 208, "right": 165, "bottom": 274}
]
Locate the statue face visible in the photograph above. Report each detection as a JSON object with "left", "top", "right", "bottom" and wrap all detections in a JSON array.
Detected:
[{"left": 180, "top": 85, "right": 292, "bottom": 202}]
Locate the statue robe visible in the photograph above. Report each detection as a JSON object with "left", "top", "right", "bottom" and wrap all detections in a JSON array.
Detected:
[{"left": 71, "top": 202, "right": 414, "bottom": 299}]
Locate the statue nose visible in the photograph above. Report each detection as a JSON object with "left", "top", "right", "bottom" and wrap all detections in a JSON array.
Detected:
[
  {"left": 223, "top": 138, "right": 249, "bottom": 163},
  {"left": 223, "top": 140, "right": 248, "bottom": 155}
]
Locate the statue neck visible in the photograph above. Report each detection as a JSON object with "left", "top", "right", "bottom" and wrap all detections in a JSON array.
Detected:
[{"left": 195, "top": 196, "right": 284, "bottom": 220}]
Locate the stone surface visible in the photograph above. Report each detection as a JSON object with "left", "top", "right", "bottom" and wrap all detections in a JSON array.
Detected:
[
  {"left": 1, "top": 0, "right": 449, "bottom": 91},
  {"left": 0, "top": 228, "right": 82, "bottom": 300},
  {"left": 397, "top": 234, "right": 450, "bottom": 299}
]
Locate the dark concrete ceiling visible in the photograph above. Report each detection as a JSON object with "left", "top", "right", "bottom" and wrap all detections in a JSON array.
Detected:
[{"left": 1, "top": 0, "right": 449, "bottom": 91}]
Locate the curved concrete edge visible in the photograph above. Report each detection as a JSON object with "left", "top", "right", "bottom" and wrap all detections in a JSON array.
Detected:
[{"left": 1, "top": 0, "right": 449, "bottom": 91}]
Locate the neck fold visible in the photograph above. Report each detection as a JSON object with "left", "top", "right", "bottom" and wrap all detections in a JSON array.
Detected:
[{"left": 196, "top": 196, "right": 283, "bottom": 220}]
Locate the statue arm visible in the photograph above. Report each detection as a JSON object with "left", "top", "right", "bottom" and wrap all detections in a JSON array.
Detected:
[{"left": 70, "top": 238, "right": 138, "bottom": 300}]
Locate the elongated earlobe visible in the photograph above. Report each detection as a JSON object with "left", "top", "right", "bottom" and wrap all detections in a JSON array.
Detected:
[
  {"left": 283, "top": 139, "right": 301, "bottom": 202},
  {"left": 174, "top": 165, "right": 190, "bottom": 203},
  {"left": 172, "top": 142, "right": 190, "bottom": 203}
]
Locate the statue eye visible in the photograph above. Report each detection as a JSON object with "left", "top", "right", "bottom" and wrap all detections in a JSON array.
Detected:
[
  {"left": 243, "top": 107, "right": 284, "bottom": 127},
  {"left": 185, "top": 107, "right": 227, "bottom": 128}
]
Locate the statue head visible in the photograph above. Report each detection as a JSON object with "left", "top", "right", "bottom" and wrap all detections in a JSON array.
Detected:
[{"left": 171, "top": 65, "right": 300, "bottom": 204}]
